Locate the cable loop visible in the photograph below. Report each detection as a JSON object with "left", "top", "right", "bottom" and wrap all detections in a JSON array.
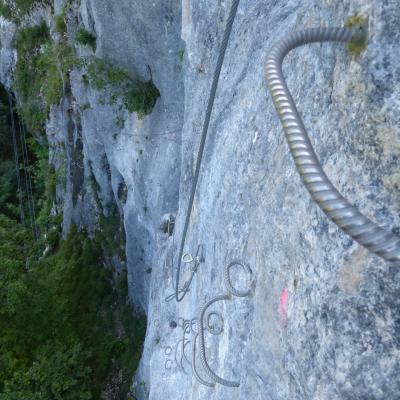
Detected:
[
  {"left": 206, "top": 311, "right": 224, "bottom": 335},
  {"left": 224, "top": 260, "right": 254, "bottom": 297},
  {"left": 198, "top": 294, "right": 240, "bottom": 387}
]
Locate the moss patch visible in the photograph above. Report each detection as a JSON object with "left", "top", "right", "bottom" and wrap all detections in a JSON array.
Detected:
[
  {"left": 345, "top": 14, "right": 368, "bottom": 56},
  {"left": 54, "top": 8, "right": 67, "bottom": 35},
  {"left": 13, "top": 21, "right": 76, "bottom": 133},
  {"left": 83, "top": 57, "right": 160, "bottom": 119},
  {"left": 76, "top": 28, "right": 97, "bottom": 51}
]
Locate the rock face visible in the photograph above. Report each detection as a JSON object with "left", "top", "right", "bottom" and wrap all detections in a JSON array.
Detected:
[
  {"left": 52, "top": 0, "right": 184, "bottom": 309},
  {"left": 137, "top": 1, "right": 400, "bottom": 399},
  {"left": 1, "top": 0, "right": 400, "bottom": 399}
]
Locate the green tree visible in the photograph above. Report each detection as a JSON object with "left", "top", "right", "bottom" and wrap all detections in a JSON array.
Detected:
[{"left": 1, "top": 343, "right": 92, "bottom": 400}]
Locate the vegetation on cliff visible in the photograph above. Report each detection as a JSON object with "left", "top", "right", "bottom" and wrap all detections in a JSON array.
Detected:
[{"left": 0, "top": 70, "right": 146, "bottom": 399}]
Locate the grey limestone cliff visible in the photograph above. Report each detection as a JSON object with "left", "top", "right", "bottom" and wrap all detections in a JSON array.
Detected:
[{"left": 1, "top": 0, "right": 399, "bottom": 399}]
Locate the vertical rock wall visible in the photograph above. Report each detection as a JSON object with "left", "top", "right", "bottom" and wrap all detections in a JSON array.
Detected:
[
  {"left": 1, "top": 0, "right": 399, "bottom": 398},
  {"left": 139, "top": 1, "right": 400, "bottom": 399}
]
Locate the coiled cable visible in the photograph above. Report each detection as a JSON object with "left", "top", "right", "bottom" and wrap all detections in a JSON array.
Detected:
[
  {"left": 198, "top": 294, "right": 240, "bottom": 387},
  {"left": 224, "top": 260, "right": 253, "bottom": 297},
  {"left": 192, "top": 333, "right": 216, "bottom": 387}
]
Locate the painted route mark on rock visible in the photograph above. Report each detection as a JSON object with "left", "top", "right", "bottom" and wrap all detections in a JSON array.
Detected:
[{"left": 279, "top": 287, "right": 289, "bottom": 329}]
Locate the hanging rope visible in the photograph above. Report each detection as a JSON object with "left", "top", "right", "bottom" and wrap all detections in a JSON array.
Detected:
[
  {"left": 18, "top": 118, "right": 36, "bottom": 237},
  {"left": 8, "top": 92, "right": 25, "bottom": 225},
  {"left": 265, "top": 26, "right": 400, "bottom": 262},
  {"left": 174, "top": 0, "right": 241, "bottom": 302},
  {"left": 20, "top": 120, "right": 39, "bottom": 238}
]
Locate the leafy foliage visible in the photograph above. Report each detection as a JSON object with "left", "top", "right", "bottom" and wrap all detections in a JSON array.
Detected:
[
  {"left": 178, "top": 49, "right": 185, "bottom": 63},
  {"left": 124, "top": 81, "right": 160, "bottom": 119},
  {"left": 14, "top": 0, "right": 40, "bottom": 16},
  {"left": 54, "top": 8, "right": 67, "bottom": 35},
  {"left": 83, "top": 57, "right": 160, "bottom": 119},
  {"left": 345, "top": 14, "right": 368, "bottom": 55},
  {"left": 15, "top": 21, "right": 49, "bottom": 53},
  {"left": 1, "top": 343, "right": 92, "bottom": 400},
  {"left": 14, "top": 22, "right": 76, "bottom": 133},
  {"left": 0, "top": 0, "right": 43, "bottom": 21},
  {"left": 0, "top": 85, "right": 145, "bottom": 398},
  {"left": 0, "top": 1, "right": 12, "bottom": 19},
  {"left": 0, "top": 218, "right": 146, "bottom": 399},
  {"left": 0, "top": 92, "right": 17, "bottom": 218},
  {"left": 0, "top": 160, "right": 17, "bottom": 217}
]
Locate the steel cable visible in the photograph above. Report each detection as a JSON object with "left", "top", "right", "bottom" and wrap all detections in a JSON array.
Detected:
[
  {"left": 197, "top": 260, "right": 254, "bottom": 387},
  {"left": 224, "top": 260, "right": 253, "bottom": 297},
  {"left": 198, "top": 294, "right": 240, "bottom": 387},
  {"left": 174, "top": 337, "right": 191, "bottom": 375},
  {"left": 192, "top": 333, "right": 215, "bottom": 387},
  {"left": 166, "top": 245, "right": 204, "bottom": 302},
  {"left": 8, "top": 92, "right": 25, "bottom": 225},
  {"left": 175, "top": 0, "right": 240, "bottom": 302},
  {"left": 265, "top": 27, "right": 400, "bottom": 262},
  {"left": 18, "top": 119, "right": 37, "bottom": 237},
  {"left": 20, "top": 121, "right": 38, "bottom": 237}
]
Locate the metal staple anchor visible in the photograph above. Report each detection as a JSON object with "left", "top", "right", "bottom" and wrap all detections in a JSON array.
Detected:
[
  {"left": 171, "top": 318, "right": 193, "bottom": 375},
  {"left": 165, "top": 359, "right": 173, "bottom": 370}
]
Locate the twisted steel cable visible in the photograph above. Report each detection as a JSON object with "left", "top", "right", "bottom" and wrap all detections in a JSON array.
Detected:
[
  {"left": 174, "top": 337, "right": 191, "bottom": 375},
  {"left": 265, "top": 27, "right": 400, "bottom": 263},
  {"left": 198, "top": 294, "right": 240, "bottom": 387},
  {"left": 8, "top": 92, "right": 25, "bottom": 225},
  {"left": 17, "top": 118, "right": 35, "bottom": 236},
  {"left": 224, "top": 260, "right": 254, "bottom": 297},
  {"left": 175, "top": 0, "right": 240, "bottom": 302},
  {"left": 192, "top": 333, "right": 216, "bottom": 387},
  {"left": 20, "top": 120, "right": 39, "bottom": 238}
]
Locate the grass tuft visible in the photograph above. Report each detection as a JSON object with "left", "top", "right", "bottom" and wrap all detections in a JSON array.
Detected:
[{"left": 76, "top": 28, "right": 97, "bottom": 50}]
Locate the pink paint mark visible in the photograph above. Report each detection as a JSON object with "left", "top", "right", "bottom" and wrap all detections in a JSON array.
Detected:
[{"left": 278, "top": 287, "right": 289, "bottom": 329}]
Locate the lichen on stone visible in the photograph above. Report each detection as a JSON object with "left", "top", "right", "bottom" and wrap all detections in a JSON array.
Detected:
[{"left": 345, "top": 14, "right": 369, "bottom": 56}]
